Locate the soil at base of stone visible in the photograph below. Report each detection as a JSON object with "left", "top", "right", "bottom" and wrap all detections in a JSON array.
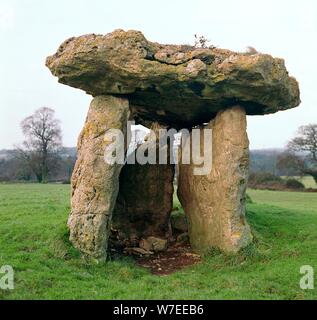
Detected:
[{"left": 134, "top": 244, "right": 201, "bottom": 276}]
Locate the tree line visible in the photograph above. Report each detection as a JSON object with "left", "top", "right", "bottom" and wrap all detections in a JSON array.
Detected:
[
  {"left": 277, "top": 124, "right": 317, "bottom": 184},
  {"left": 0, "top": 107, "right": 316, "bottom": 185}
]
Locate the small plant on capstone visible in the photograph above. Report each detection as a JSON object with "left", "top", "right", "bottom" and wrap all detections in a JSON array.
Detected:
[
  {"left": 245, "top": 46, "right": 259, "bottom": 55},
  {"left": 194, "top": 34, "right": 210, "bottom": 48}
]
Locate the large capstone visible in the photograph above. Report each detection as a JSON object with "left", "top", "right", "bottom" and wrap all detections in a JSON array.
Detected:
[
  {"left": 68, "top": 95, "right": 130, "bottom": 260},
  {"left": 46, "top": 29, "right": 300, "bottom": 128},
  {"left": 178, "top": 106, "right": 252, "bottom": 253}
]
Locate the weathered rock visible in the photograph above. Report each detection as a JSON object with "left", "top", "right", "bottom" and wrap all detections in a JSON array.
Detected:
[
  {"left": 176, "top": 233, "right": 190, "bottom": 244},
  {"left": 139, "top": 238, "right": 153, "bottom": 252},
  {"left": 112, "top": 123, "right": 174, "bottom": 243},
  {"left": 46, "top": 29, "right": 300, "bottom": 128},
  {"left": 139, "top": 237, "right": 168, "bottom": 252},
  {"left": 171, "top": 214, "right": 188, "bottom": 233},
  {"left": 178, "top": 106, "right": 252, "bottom": 253},
  {"left": 68, "top": 95, "right": 130, "bottom": 260},
  {"left": 125, "top": 247, "right": 154, "bottom": 256}
]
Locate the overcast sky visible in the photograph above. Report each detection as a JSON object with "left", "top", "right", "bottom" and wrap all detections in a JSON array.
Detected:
[{"left": 0, "top": 0, "right": 316, "bottom": 150}]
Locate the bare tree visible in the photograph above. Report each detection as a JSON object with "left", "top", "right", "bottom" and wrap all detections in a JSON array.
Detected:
[
  {"left": 286, "top": 124, "right": 317, "bottom": 184},
  {"left": 17, "top": 107, "right": 62, "bottom": 183},
  {"left": 277, "top": 152, "right": 305, "bottom": 177}
]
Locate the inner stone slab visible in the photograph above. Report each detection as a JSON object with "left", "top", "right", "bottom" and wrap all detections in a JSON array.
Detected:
[{"left": 112, "top": 124, "right": 175, "bottom": 247}]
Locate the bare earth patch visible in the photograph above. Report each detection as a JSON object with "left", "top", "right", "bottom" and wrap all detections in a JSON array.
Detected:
[{"left": 133, "top": 244, "right": 201, "bottom": 276}]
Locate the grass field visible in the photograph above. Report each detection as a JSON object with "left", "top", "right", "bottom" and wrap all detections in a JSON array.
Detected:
[{"left": 0, "top": 184, "right": 317, "bottom": 300}]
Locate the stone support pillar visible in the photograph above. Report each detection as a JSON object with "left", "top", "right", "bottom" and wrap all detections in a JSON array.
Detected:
[
  {"left": 68, "top": 95, "right": 130, "bottom": 260},
  {"left": 178, "top": 106, "right": 253, "bottom": 253}
]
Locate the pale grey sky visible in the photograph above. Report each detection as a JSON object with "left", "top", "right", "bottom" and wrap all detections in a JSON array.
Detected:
[{"left": 0, "top": 0, "right": 316, "bottom": 149}]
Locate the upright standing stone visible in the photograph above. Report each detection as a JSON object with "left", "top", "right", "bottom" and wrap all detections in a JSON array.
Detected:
[
  {"left": 68, "top": 95, "right": 130, "bottom": 260},
  {"left": 178, "top": 106, "right": 252, "bottom": 253}
]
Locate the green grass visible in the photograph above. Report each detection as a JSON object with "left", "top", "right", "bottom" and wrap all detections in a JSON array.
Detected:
[
  {"left": 1, "top": 184, "right": 317, "bottom": 300},
  {"left": 248, "top": 189, "right": 317, "bottom": 213}
]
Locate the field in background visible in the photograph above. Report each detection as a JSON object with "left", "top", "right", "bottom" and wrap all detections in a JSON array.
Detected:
[
  {"left": 281, "top": 176, "right": 316, "bottom": 189},
  {"left": 248, "top": 189, "right": 317, "bottom": 213},
  {"left": 0, "top": 184, "right": 317, "bottom": 300},
  {"left": 296, "top": 176, "right": 316, "bottom": 189}
]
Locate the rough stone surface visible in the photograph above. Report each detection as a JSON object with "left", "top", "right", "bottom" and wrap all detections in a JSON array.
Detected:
[
  {"left": 171, "top": 214, "right": 188, "bottom": 233},
  {"left": 125, "top": 247, "right": 154, "bottom": 256},
  {"left": 139, "top": 237, "right": 168, "bottom": 253},
  {"left": 112, "top": 124, "right": 174, "bottom": 244},
  {"left": 178, "top": 106, "right": 252, "bottom": 253},
  {"left": 46, "top": 29, "right": 300, "bottom": 128},
  {"left": 176, "top": 233, "right": 190, "bottom": 244},
  {"left": 68, "top": 95, "right": 130, "bottom": 260}
]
